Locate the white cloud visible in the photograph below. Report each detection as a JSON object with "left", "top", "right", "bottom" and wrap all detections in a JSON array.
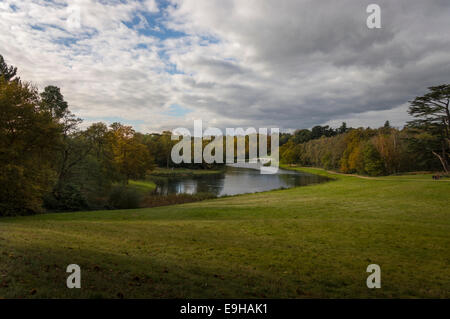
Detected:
[
  {"left": 0, "top": 0, "right": 449, "bottom": 132},
  {"left": 323, "top": 103, "right": 410, "bottom": 129}
]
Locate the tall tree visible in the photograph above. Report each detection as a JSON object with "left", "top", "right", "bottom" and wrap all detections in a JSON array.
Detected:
[
  {"left": 160, "top": 131, "right": 174, "bottom": 168},
  {"left": 0, "top": 78, "right": 59, "bottom": 215},
  {"left": 0, "top": 54, "right": 18, "bottom": 81},
  {"left": 40, "top": 85, "right": 69, "bottom": 119},
  {"left": 338, "top": 122, "right": 348, "bottom": 134},
  {"left": 39, "top": 86, "right": 86, "bottom": 202},
  {"left": 109, "top": 123, "right": 151, "bottom": 183},
  {"left": 292, "top": 129, "right": 312, "bottom": 144},
  {"left": 408, "top": 84, "right": 450, "bottom": 173}
]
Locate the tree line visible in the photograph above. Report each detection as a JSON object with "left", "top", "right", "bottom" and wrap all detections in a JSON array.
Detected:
[
  {"left": 1, "top": 56, "right": 182, "bottom": 215},
  {"left": 1, "top": 54, "right": 449, "bottom": 216},
  {"left": 280, "top": 85, "right": 450, "bottom": 176}
]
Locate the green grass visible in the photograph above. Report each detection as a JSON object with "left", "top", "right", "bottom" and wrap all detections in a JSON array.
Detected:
[
  {"left": 0, "top": 168, "right": 449, "bottom": 298},
  {"left": 128, "top": 180, "right": 157, "bottom": 193}
]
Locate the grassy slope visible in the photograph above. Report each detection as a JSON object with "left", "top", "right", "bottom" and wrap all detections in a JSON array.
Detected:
[
  {"left": 128, "top": 180, "right": 157, "bottom": 193},
  {"left": 0, "top": 168, "right": 449, "bottom": 298}
]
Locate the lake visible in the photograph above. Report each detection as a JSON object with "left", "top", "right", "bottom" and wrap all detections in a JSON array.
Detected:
[{"left": 152, "top": 165, "right": 329, "bottom": 196}]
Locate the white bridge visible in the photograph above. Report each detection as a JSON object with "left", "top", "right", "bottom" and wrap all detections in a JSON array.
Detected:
[{"left": 227, "top": 157, "right": 279, "bottom": 174}]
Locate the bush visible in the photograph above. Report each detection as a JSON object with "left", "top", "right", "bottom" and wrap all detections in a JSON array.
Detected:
[
  {"left": 44, "top": 184, "right": 89, "bottom": 212},
  {"left": 0, "top": 164, "right": 53, "bottom": 216},
  {"left": 107, "top": 185, "right": 142, "bottom": 209}
]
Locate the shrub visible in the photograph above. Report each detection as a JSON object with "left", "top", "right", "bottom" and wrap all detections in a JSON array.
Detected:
[
  {"left": 44, "top": 183, "right": 89, "bottom": 212},
  {"left": 107, "top": 185, "right": 142, "bottom": 209}
]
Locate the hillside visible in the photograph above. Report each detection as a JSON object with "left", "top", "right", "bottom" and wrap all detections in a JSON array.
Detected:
[{"left": 1, "top": 168, "right": 449, "bottom": 298}]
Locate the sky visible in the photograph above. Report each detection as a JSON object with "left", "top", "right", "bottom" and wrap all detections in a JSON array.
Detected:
[{"left": 0, "top": 0, "right": 449, "bottom": 133}]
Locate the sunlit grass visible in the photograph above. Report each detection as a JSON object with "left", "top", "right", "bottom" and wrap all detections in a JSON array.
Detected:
[
  {"left": 128, "top": 180, "right": 157, "bottom": 193},
  {"left": 0, "top": 168, "right": 449, "bottom": 298}
]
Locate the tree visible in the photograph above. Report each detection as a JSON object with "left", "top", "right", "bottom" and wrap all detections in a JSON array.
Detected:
[
  {"left": 0, "top": 78, "right": 60, "bottom": 215},
  {"left": 338, "top": 122, "right": 348, "bottom": 134},
  {"left": 279, "top": 132, "right": 291, "bottom": 146},
  {"left": 40, "top": 85, "right": 69, "bottom": 119},
  {"left": 408, "top": 84, "right": 450, "bottom": 173},
  {"left": 109, "top": 123, "right": 151, "bottom": 183},
  {"left": 280, "top": 141, "right": 300, "bottom": 164},
  {"left": 363, "top": 143, "right": 385, "bottom": 176},
  {"left": 311, "top": 126, "right": 324, "bottom": 139},
  {"left": 292, "top": 129, "right": 312, "bottom": 144},
  {"left": 372, "top": 130, "right": 401, "bottom": 174},
  {"left": 340, "top": 129, "right": 364, "bottom": 173},
  {"left": 159, "top": 130, "right": 174, "bottom": 168},
  {"left": 0, "top": 54, "right": 18, "bottom": 81},
  {"left": 40, "top": 86, "right": 85, "bottom": 203}
]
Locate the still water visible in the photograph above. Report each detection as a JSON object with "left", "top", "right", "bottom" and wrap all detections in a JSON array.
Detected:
[{"left": 152, "top": 165, "right": 329, "bottom": 196}]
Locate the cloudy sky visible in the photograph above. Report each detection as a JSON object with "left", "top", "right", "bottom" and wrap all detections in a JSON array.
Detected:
[{"left": 1, "top": 0, "right": 449, "bottom": 132}]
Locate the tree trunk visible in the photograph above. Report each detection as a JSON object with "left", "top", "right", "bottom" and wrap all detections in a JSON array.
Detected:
[{"left": 432, "top": 150, "right": 449, "bottom": 174}]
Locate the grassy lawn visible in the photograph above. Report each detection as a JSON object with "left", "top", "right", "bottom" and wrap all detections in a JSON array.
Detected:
[
  {"left": 0, "top": 168, "right": 449, "bottom": 298},
  {"left": 128, "top": 180, "right": 157, "bottom": 193}
]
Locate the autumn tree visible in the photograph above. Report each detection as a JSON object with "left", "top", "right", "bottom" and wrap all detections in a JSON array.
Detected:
[
  {"left": 109, "top": 123, "right": 151, "bottom": 183},
  {"left": 372, "top": 129, "right": 401, "bottom": 174},
  {"left": 0, "top": 77, "right": 60, "bottom": 215}
]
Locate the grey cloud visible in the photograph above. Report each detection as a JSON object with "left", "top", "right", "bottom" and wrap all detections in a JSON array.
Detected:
[
  {"left": 0, "top": 0, "right": 449, "bottom": 132},
  {"left": 166, "top": 0, "right": 450, "bottom": 130}
]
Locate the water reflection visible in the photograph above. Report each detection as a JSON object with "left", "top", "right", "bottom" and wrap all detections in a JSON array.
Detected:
[{"left": 152, "top": 166, "right": 328, "bottom": 196}]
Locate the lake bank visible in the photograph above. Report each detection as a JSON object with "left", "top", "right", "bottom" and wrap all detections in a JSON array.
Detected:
[{"left": 148, "top": 167, "right": 225, "bottom": 177}]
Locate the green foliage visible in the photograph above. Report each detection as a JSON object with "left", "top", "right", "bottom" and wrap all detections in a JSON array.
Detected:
[
  {"left": 407, "top": 84, "right": 450, "bottom": 173},
  {"left": 107, "top": 185, "right": 142, "bottom": 209},
  {"left": 40, "top": 86, "right": 68, "bottom": 119},
  {"left": 0, "top": 164, "right": 54, "bottom": 216},
  {"left": 0, "top": 55, "right": 18, "bottom": 81},
  {"left": 320, "top": 152, "right": 332, "bottom": 169},
  {"left": 109, "top": 123, "right": 153, "bottom": 182},
  {"left": 281, "top": 125, "right": 442, "bottom": 176},
  {"left": 362, "top": 143, "right": 385, "bottom": 176},
  {"left": 338, "top": 122, "right": 348, "bottom": 134},
  {"left": 280, "top": 141, "right": 300, "bottom": 164},
  {"left": 0, "top": 76, "right": 59, "bottom": 216},
  {"left": 44, "top": 183, "right": 89, "bottom": 212}
]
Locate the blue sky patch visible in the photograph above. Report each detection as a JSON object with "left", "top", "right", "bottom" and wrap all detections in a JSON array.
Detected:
[
  {"left": 164, "top": 104, "right": 192, "bottom": 117},
  {"left": 122, "top": 1, "right": 186, "bottom": 41}
]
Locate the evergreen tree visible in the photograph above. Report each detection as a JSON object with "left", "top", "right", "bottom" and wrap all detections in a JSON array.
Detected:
[
  {"left": 408, "top": 84, "right": 450, "bottom": 173},
  {"left": 0, "top": 54, "right": 18, "bottom": 81},
  {"left": 338, "top": 122, "right": 348, "bottom": 134}
]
